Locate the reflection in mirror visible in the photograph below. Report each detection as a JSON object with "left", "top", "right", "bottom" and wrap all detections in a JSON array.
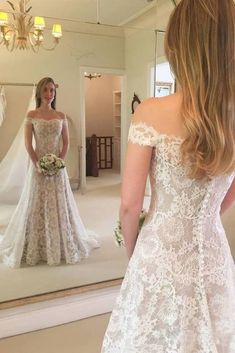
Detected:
[
  {"left": 83, "top": 70, "right": 124, "bottom": 191},
  {"left": 0, "top": 1, "right": 159, "bottom": 310}
]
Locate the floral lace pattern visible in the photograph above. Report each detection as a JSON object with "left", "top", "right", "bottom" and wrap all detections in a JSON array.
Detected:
[
  {"left": 101, "top": 122, "right": 235, "bottom": 353},
  {"left": 0, "top": 118, "right": 99, "bottom": 268}
]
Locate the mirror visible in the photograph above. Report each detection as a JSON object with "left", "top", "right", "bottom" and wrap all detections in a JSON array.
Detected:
[
  {"left": 0, "top": 0, "right": 234, "bottom": 317},
  {"left": 0, "top": 0, "right": 162, "bottom": 308}
]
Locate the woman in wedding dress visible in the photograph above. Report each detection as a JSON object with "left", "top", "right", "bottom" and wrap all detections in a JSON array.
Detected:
[
  {"left": 0, "top": 77, "right": 99, "bottom": 268},
  {"left": 101, "top": 0, "right": 235, "bottom": 352}
]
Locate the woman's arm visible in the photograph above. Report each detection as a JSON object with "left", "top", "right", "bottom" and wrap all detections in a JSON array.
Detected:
[
  {"left": 220, "top": 177, "right": 235, "bottom": 215},
  {"left": 120, "top": 142, "right": 152, "bottom": 259},
  {"left": 24, "top": 118, "right": 38, "bottom": 167},
  {"left": 120, "top": 99, "right": 159, "bottom": 258},
  {"left": 59, "top": 116, "right": 69, "bottom": 160}
]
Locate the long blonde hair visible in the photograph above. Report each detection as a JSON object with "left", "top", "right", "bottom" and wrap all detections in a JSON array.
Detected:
[{"left": 165, "top": 0, "right": 235, "bottom": 179}]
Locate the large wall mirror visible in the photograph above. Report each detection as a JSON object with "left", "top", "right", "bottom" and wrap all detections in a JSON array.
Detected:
[
  {"left": 0, "top": 0, "right": 165, "bottom": 310},
  {"left": 0, "top": 0, "right": 234, "bottom": 330}
]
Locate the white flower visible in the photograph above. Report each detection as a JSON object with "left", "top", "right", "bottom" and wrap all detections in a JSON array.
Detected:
[
  {"left": 39, "top": 153, "right": 65, "bottom": 177},
  {"left": 114, "top": 209, "right": 147, "bottom": 247},
  {"left": 42, "top": 156, "right": 48, "bottom": 163}
]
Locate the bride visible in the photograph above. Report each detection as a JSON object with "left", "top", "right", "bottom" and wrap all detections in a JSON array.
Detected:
[
  {"left": 101, "top": 0, "right": 235, "bottom": 352},
  {"left": 0, "top": 77, "right": 99, "bottom": 268}
]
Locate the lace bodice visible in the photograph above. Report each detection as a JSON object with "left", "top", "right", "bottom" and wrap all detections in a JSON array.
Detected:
[
  {"left": 101, "top": 121, "right": 235, "bottom": 353},
  {"left": 25, "top": 117, "right": 67, "bottom": 158}
]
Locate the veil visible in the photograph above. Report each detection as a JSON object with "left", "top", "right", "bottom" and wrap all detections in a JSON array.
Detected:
[
  {"left": 0, "top": 86, "right": 7, "bottom": 126},
  {"left": 0, "top": 87, "right": 35, "bottom": 205}
]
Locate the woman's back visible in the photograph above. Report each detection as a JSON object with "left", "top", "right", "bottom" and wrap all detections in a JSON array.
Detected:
[
  {"left": 102, "top": 0, "right": 235, "bottom": 351},
  {"left": 130, "top": 89, "right": 234, "bottom": 237},
  {"left": 131, "top": 91, "right": 235, "bottom": 227},
  {"left": 102, "top": 98, "right": 235, "bottom": 353}
]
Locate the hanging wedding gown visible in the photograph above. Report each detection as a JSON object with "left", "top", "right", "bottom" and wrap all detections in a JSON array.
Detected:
[
  {"left": 0, "top": 117, "right": 99, "bottom": 268},
  {"left": 0, "top": 86, "right": 7, "bottom": 126},
  {"left": 0, "top": 88, "right": 34, "bottom": 205},
  {"left": 101, "top": 122, "right": 235, "bottom": 353}
]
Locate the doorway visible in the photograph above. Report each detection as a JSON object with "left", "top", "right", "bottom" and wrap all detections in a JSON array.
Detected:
[{"left": 80, "top": 67, "right": 126, "bottom": 193}]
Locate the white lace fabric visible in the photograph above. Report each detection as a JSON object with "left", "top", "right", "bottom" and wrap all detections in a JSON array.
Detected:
[
  {"left": 101, "top": 122, "right": 235, "bottom": 353},
  {"left": 0, "top": 117, "right": 99, "bottom": 268}
]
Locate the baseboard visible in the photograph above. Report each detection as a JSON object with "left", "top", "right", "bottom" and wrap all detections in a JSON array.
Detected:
[{"left": 0, "top": 285, "right": 120, "bottom": 339}]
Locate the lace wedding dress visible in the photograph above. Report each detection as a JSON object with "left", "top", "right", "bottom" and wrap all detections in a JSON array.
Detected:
[
  {"left": 101, "top": 122, "right": 235, "bottom": 353},
  {"left": 0, "top": 117, "right": 99, "bottom": 268}
]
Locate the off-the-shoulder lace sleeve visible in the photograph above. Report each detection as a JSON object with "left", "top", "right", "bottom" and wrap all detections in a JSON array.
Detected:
[
  {"left": 62, "top": 116, "right": 68, "bottom": 127},
  {"left": 128, "top": 122, "right": 157, "bottom": 147},
  {"left": 24, "top": 116, "right": 33, "bottom": 125}
]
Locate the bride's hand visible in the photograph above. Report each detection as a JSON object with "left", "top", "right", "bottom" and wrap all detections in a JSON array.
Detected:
[{"left": 35, "top": 161, "right": 42, "bottom": 173}]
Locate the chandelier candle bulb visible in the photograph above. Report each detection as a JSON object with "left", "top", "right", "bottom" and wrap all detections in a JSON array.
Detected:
[
  {"left": 52, "top": 24, "right": 62, "bottom": 38},
  {"left": 34, "top": 16, "right": 45, "bottom": 30},
  {"left": 0, "top": 12, "right": 8, "bottom": 26}
]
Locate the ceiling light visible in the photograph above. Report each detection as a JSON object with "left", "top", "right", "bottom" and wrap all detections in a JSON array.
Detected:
[
  {"left": 0, "top": 0, "right": 62, "bottom": 52},
  {"left": 84, "top": 72, "right": 102, "bottom": 80}
]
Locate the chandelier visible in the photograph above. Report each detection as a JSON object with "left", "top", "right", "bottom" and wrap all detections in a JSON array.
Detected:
[
  {"left": 84, "top": 72, "right": 102, "bottom": 80},
  {"left": 0, "top": 0, "right": 62, "bottom": 52}
]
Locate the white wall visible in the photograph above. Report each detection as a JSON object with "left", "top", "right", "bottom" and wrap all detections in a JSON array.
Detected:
[{"left": 123, "top": 0, "right": 173, "bottom": 151}]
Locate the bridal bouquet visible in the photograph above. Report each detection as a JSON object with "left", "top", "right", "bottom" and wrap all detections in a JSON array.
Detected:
[
  {"left": 114, "top": 209, "right": 147, "bottom": 247},
  {"left": 38, "top": 153, "right": 65, "bottom": 176}
]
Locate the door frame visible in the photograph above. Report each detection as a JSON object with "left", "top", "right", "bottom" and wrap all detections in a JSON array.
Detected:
[{"left": 79, "top": 66, "right": 126, "bottom": 193}]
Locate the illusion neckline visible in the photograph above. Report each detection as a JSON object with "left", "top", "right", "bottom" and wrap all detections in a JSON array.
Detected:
[{"left": 131, "top": 121, "right": 185, "bottom": 143}]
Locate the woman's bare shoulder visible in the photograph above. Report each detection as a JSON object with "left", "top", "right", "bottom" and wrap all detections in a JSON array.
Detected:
[
  {"left": 56, "top": 111, "right": 66, "bottom": 120},
  {"left": 132, "top": 92, "right": 183, "bottom": 134},
  {"left": 134, "top": 93, "right": 181, "bottom": 119},
  {"left": 27, "top": 110, "right": 38, "bottom": 118}
]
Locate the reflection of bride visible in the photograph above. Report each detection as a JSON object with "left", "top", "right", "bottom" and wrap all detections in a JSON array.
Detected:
[{"left": 0, "top": 77, "right": 100, "bottom": 268}]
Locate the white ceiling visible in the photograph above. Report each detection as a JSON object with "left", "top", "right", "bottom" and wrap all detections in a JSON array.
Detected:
[
  {"left": 0, "top": 0, "right": 154, "bottom": 25},
  {"left": 0, "top": 0, "right": 179, "bottom": 26}
]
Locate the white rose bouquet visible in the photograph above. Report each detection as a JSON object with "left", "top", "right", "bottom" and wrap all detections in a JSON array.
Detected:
[
  {"left": 114, "top": 209, "right": 147, "bottom": 247},
  {"left": 37, "top": 153, "right": 65, "bottom": 176}
]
